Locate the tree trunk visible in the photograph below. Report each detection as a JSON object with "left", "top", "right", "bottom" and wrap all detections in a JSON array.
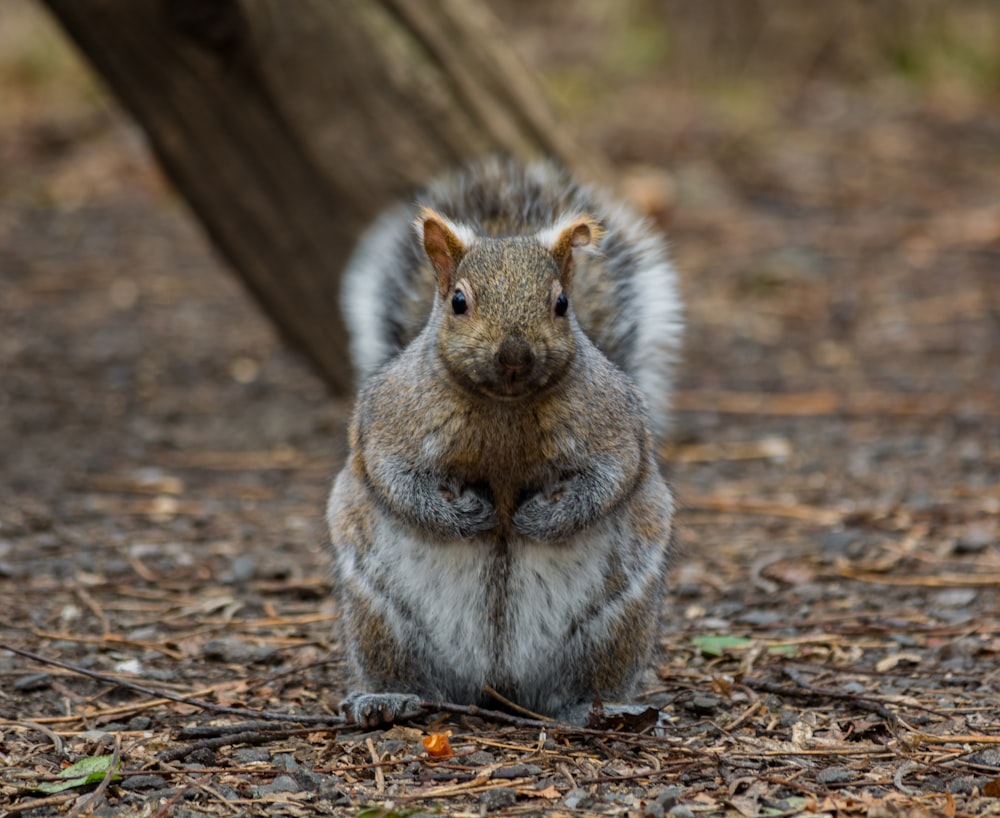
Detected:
[{"left": 41, "top": 0, "right": 581, "bottom": 393}]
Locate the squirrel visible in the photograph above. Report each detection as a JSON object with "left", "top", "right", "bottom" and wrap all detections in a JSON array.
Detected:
[{"left": 327, "top": 157, "right": 683, "bottom": 725}]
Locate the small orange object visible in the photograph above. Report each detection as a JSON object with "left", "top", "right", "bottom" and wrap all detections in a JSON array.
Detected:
[{"left": 421, "top": 732, "right": 452, "bottom": 759}]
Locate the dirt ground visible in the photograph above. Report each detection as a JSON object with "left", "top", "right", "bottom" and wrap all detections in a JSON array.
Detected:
[{"left": 2, "top": 3, "right": 999, "bottom": 816}]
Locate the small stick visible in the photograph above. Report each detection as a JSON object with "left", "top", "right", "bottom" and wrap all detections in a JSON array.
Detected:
[
  {"left": 481, "top": 684, "right": 553, "bottom": 721},
  {"left": 0, "top": 643, "right": 346, "bottom": 725},
  {"left": 367, "top": 737, "right": 386, "bottom": 794},
  {"left": 744, "top": 670, "right": 899, "bottom": 729},
  {"left": 3, "top": 792, "right": 78, "bottom": 815},
  {"left": 157, "top": 728, "right": 301, "bottom": 763}
]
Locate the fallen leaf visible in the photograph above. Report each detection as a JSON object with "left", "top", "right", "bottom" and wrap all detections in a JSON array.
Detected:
[
  {"left": 692, "top": 635, "right": 754, "bottom": 657},
  {"left": 422, "top": 732, "right": 452, "bottom": 759},
  {"left": 33, "top": 755, "right": 121, "bottom": 794},
  {"left": 586, "top": 704, "right": 661, "bottom": 732},
  {"left": 875, "top": 652, "right": 922, "bottom": 673}
]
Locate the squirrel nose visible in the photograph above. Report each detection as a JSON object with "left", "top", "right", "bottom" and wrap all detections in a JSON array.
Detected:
[{"left": 496, "top": 337, "right": 535, "bottom": 376}]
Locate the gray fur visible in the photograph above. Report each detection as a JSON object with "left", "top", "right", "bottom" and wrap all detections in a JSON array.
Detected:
[{"left": 329, "top": 158, "right": 678, "bottom": 725}]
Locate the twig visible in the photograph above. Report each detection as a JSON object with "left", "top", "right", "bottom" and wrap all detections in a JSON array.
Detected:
[
  {"left": 418, "top": 699, "right": 680, "bottom": 742},
  {"left": 3, "top": 792, "right": 78, "bottom": 815},
  {"left": 0, "top": 719, "right": 66, "bottom": 754},
  {"left": 150, "top": 774, "right": 212, "bottom": 818},
  {"left": 418, "top": 699, "right": 556, "bottom": 729},
  {"left": 725, "top": 699, "right": 764, "bottom": 733},
  {"left": 892, "top": 761, "right": 924, "bottom": 797},
  {"left": 482, "top": 684, "right": 553, "bottom": 721},
  {"left": 31, "top": 630, "right": 186, "bottom": 660},
  {"left": 157, "top": 728, "right": 301, "bottom": 763},
  {"left": 744, "top": 669, "right": 899, "bottom": 729},
  {"left": 0, "top": 643, "right": 346, "bottom": 725},
  {"left": 683, "top": 495, "right": 841, "bottom": 525},
  {"left": 367, "top": 737, "right": 386, "bottom": 794},
  {"left": 176, "top": 720, "right": 309, "bottom": 739},
  {"left": 672, "top": 390, "right": 999, "bottom": 418},
  {"left": 837, "top": 568, "right": 1000, "bottom": 587}
]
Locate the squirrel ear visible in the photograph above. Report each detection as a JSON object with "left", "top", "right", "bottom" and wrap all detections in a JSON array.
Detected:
[
  {"left": 542, "top": 215, "right": 604, "bottom": 287},
  {"left": 416, "top": 207, "right": 469, "bottom": 297}
]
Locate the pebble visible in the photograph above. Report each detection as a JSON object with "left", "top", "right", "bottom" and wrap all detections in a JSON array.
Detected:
[
  {"left": 817, "top": 766, "right": 856, "bottom": 784},
  {"left": 820, "top": 529, "right": 865, "bottom": 559},
  {"left": 121, "top": 775, "right": 169, "bottom": 792},
  {"left": 967, "top": 748, "right": 1000, "bottom": 769},
  {"left": 478, "top": 786, "right": 517, "bottom": 810},
  {"left": 933, "top": 588, "right": 978, "bottom": 608},
  {"left": 79, "top": 730, "right": 116, "bottom": 747},
  {"left": 735, "top": 609, "right": 785, "bottom": 626},
  {"left": 187, "top": 748, "right": 216, "bottom": 766},
  {"left": 221, "top": 555, "right": 258, "bottom": 584},
  {"left": 14, "top": 672, "right": 52, "bottom": 691},
  {"left": 293, "top": 768, "right": 327, "bottom": 792},
  {"left": 953, "top": 529, "right": 993, "bottom": 555},
  {"left": 232, "top": 747, "right": 271, "bottom": 764},
  {"left": 377, "top": 739, "right": 407, "bottom": 757},
  {"left": 683, "top": 693, "right": 723, "bottom": 714},
  {"left": 256, "top": 774, "right": 301, "bottom": 796},
  {"left": 563, "top": 787, "right": 592, "bottom": 809},
  {"left": 948, "top": 775, "right": 987, "bottom": 795},
  {"left": 202, "top": 638, "right": 279, "bottom": 665},
  {"left": 655, "top": 787, "right": 682, "bottom": 809},
  {"left": 272, "top": 753, "right": 299, "bottom": 771},
  {"left": 494, "top": 763, "right": 542, "bottom": 778}
]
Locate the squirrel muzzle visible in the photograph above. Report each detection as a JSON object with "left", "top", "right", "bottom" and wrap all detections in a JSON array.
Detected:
[{"left": 494, "top": 335, "right": 537, "bottom": 394}]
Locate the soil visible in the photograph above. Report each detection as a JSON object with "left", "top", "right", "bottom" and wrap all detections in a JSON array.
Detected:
[{"left": 2, "top": 4, "right": 999, "bottom": 817}]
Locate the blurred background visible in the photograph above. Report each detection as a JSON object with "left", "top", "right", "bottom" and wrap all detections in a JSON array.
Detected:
[
  {"left": 2, "top": 0, "right": 998, "bottom": 561},
  {"left": 2, "top": 0, "right": 999, "bottom": 604}
]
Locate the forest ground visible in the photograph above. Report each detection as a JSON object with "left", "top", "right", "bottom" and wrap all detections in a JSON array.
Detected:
[{"left": 2, "top": 2, "right": 999, "bottom": 816}]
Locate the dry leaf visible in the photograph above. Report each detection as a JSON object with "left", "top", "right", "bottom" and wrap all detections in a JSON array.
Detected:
[
  {"left": 875, "top": 652, "right": 922, "bottom": 673},
  {"left": 422, "top": 732, "right": 452, "bottom": 759}
]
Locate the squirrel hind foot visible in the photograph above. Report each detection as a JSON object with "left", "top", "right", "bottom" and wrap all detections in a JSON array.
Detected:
[{"left": 340, "top": 691, "right": 424, "bottom": 728}]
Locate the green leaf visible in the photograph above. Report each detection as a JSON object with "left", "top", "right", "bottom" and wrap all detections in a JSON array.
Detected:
[
  {"left": 691, "top": 635, "right": 755, "bottom": 657},
  {"left": 356, "top": 806, "right": 428, "bottom": 818},
  {"left": 691, "top": 635, "right": 799, "bottom": 658},
  {"left": 34, "top": 755, "right": 121, "bottom": 794}
]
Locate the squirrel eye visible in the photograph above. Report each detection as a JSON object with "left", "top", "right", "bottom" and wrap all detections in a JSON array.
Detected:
[
  {"left": 452, "top": 290, "right": 468, "bottom": 315},
  {"left": 554, "top": 292, "right": 569, "bottom": 317}
]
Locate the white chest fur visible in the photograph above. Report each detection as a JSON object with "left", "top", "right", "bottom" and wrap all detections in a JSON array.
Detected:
[{"left": 338, "top": 508, "right": 625, "bottom": 692}]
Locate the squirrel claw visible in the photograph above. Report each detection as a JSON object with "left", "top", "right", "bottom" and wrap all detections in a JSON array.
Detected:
[
  {"left": 512, "top": 484, "right": 579, "bottom": 541},
  {"left": 340, "top": 691, "right": 424, "bottom": 728},
  {"left": 437, "top": 482, "right": 498, "bottom": 536}
]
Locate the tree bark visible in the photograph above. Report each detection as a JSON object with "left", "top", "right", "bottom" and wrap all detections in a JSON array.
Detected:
[{"left": 41, "top": 0, "right": 580, "bottom": 393}]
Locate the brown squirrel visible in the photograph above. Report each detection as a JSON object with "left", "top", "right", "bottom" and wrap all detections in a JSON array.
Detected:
[{"left": 327, "top": 158, "right": 682, "bottom": 725}]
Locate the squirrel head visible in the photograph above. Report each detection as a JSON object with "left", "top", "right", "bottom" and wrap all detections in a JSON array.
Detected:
[{"left": 416, "top": 207, "right": 603, "bottom": 400}]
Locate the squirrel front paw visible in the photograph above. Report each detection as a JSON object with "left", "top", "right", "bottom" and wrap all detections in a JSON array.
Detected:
[
  {"left": 435, "top": 482, "right": 498, "bottom": 537},
  {"left": 512, "top": 483, "right": 583, "bottom": 541},
  {"left": 340, "top": 691, "right": 424, "bottom": 728}
]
